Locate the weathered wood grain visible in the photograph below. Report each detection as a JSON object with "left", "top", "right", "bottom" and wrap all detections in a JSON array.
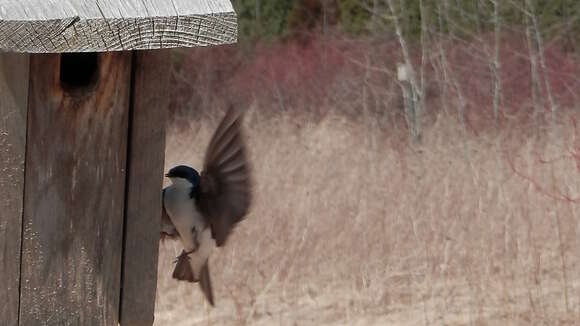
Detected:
[
  {"left": 0, "top": 0, "right": 237, "bottom": 53},
  {"left": 119, "top": 49, "right": 170, "bottom": 326},
  {"left": 19, "top": 52, "right": 132, "bottom": 326},
  {"left": 0, "top": 53, "right": 29, "bottom": 326}
]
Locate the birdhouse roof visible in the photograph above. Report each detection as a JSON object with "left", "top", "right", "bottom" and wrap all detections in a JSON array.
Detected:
[{"left": 0, "top": 0, "right": 237, "bottom": 53}]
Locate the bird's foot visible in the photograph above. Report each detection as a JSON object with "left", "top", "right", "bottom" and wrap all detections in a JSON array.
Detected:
[{"left": 173, "top": 249, "right": 196, "bottom": 264}]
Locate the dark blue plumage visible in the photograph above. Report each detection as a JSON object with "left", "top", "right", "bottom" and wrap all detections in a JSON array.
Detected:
[{"left": 165, "top": 165, "right": 200, "bottom": 198}]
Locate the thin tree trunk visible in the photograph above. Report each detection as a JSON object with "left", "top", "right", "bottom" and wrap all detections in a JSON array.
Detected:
[
  {"left": 387, "top": 0, "right": 421, "bottom": 140},
  {"left": 526, "top": 0, "right": 557, "bottom": 118},
  {"left": 443, "top": 0, "right": 452, "bottom": 37},
  {"left": 371, "top": 0, "right": 379, "bottom": 31},
  {"left": 322, "top": 0, "right": 327, "bottom": 35},
  {"left": 475, "top": 0, "right": 482, "bottom": 33},
  {"left": 419, "top": 0, "right": 429, "bottom": 137},
  {"left": 437, "top": 1, "right": 450, "bottom": 115},
  {"left": 398, "top": 0, "right": 408, "bottom": 36},
  {"left": 492, "top": 0, "right": 502, "bottom": 128},
  {"left": 525, "top": 5, "right": 541, "bottom": 123}
]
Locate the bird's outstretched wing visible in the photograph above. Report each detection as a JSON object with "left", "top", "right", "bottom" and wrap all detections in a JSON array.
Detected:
[{"left": 196, "top": 106, "right": 252, "bottom": 246}]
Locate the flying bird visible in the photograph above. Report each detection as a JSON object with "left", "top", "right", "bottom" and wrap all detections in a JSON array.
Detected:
[{"left": 161, "top": 107, "right": 252, "bottom": 306}]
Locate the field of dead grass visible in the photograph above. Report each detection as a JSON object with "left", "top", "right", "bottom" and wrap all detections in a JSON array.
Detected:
[{"left": 153, "top": 35, "right": 580, "bottom": 325}]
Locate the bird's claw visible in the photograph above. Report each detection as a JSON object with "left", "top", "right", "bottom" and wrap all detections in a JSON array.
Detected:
[{"left": 173, "top": 249, "right": 195, "bottom": 264}]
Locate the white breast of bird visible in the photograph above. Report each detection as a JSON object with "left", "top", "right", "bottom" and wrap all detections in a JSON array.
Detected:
[{"left": 164, "top": 184, "right": 215, "bottom": 279}]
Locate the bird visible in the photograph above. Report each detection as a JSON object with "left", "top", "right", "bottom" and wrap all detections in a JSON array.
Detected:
[{"left": 161, "top": 107, "right": 252, "bottom": 306}]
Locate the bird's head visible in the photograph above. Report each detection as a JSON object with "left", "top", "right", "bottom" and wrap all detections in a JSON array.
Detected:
[{"left": 165, "top": 165, "right": 200, "bottom": 190}]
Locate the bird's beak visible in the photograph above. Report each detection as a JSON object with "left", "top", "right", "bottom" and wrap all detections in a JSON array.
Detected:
[{"left": 164, "top": 173, "right": 170, "bottom": 178}]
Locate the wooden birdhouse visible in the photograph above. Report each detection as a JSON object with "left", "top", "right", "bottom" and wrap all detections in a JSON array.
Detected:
[{"left": 0, "top": 1, "right": 237, "bottom": 325}]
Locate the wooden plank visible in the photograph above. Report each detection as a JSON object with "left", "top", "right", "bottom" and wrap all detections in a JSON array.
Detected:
[
  {"left": 0, "top": 0, "right": 237, "bottom": 53},
  {"left": 0, "top": 53, "right": 29, "bottom": 326},
  {"left": 119, "top": 49, "right": 170, "bottom": 326},
  {"left": 19, "top": 52, "right": 132, "bottom": 325}
]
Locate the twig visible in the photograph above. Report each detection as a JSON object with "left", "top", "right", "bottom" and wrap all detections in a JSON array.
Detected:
[{"left": 506, "top": 153, "right": 580, "bottom": 203}]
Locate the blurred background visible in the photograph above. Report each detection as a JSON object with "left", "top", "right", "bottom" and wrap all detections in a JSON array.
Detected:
[{"left": 155, "top": 1, "right": 580, "bottom": 325}]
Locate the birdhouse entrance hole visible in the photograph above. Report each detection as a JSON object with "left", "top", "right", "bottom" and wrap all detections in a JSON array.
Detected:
[{"left": 60, "top": 52, "right": 99, "bottom": 91}]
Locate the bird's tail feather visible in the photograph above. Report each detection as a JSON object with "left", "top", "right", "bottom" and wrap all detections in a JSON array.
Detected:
[
  {"left": 172, "top": 253, "right": 215, "bottom": 306},
  {"left": 199, "top": 260, "right": 214, "bottom": 306}
]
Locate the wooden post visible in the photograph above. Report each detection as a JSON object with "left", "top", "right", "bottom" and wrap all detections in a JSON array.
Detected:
[
  {"left": 0, "top": 1, "right": 238, "bottom": 325},
  {"left": 0, "top": 53, "right": 30, "bottom": 326},
  {"left": 20, "top": 52, "right": 132, "bottom": 325},
  {"left": 120, "top": 50, "right": 171, "bottom": 326}
]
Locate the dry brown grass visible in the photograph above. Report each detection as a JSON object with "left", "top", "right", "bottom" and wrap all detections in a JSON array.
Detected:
[
  {"left": 153, "top": 33, "right": 580, "bottom": 325},
  {"left": 155, "top": 105, "right": 580, "bottom": 325}
]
